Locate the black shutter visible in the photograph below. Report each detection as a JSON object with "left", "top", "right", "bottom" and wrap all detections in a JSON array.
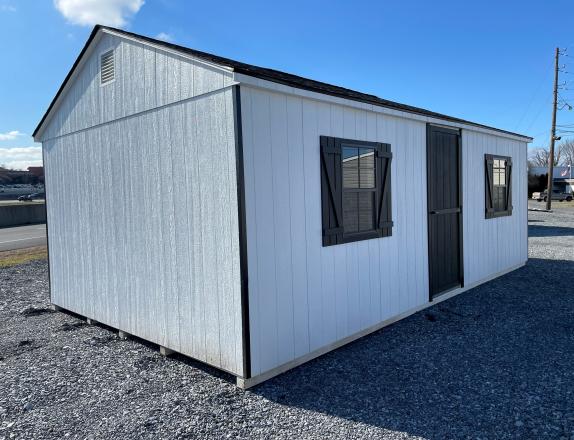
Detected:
[
  {"left": 320, "top": 136, "right": 343, "bottom": 246},
  {"left": 505, "top": 157, "right": 513, "bottom": 214},
  {"left": 376, "top": 143, "right": 393, "bottom": 237},
  {"left": 485, "top": 154, "right": 494, "bottom": 219}
]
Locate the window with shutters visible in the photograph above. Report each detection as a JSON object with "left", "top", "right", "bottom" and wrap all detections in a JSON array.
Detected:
[
  {"left": 485, "top": 154, "right": 512, "bottom": 219},
  {"left": 320, "top": 136, "right": 393, "bottom": 246}
]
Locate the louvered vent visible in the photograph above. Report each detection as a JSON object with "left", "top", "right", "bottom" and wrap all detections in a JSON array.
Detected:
[{"left": 100, "top": 50, "right": 114, "bottom": 84}]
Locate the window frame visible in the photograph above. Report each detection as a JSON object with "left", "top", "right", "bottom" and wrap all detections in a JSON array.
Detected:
[
  {"left": 341, "top": 140, "right": 378, "bottom": 239},
  {"left": 320, "top": 136, "right": 393, "bottom": 246},
  {"left": 492, "top": 157, "right": 507, "bottom": 211},
  {"left": 485, "top": 154, "right": 512, "bottom": 219}
]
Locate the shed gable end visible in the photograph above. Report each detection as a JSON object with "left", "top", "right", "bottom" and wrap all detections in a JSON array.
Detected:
[{"left": 38, "top": 32, "right": 234, "bottom": 141}]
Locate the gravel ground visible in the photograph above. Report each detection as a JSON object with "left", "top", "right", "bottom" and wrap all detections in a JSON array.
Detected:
[{"left": 1, "top": 206, "right": 574, "bottom": 439}]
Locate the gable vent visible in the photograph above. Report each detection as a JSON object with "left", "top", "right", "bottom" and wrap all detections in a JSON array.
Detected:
[{"left": 100, "top": 50, "right": 115, "bottom": 85}]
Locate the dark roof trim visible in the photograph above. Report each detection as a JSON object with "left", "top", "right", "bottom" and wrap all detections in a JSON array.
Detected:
[
  {"left": 33, "top": 26, "right": 101, "bottom": 138},
  {"left": 34, "top": 25, "right": 533, "bottom": 141}
]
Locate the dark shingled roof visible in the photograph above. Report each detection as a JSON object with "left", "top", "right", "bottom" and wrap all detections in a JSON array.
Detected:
[{"left": 34, "top": 25, "right": 532, "bottom": 140}]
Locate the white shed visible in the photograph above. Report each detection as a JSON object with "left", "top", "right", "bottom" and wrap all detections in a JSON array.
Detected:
[{"left": 34, "top": 25, "right": 532, "bottom": 388}]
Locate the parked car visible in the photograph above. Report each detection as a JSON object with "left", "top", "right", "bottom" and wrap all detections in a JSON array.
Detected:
[
  {"left": 17, "top": 192, "right": 45, "bottom": 202},
  {"left": 532, "top": 190, "right": 573, "bottom": 202}
]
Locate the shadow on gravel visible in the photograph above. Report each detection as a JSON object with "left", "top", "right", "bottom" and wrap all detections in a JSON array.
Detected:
[
  {"left": 529, "top": 224, "right": 574, "bottom": 237},
  {"left": 20, "top": 306, "right": 54, "bottom": 317},
  {"left": 253, "top": 258, "right": 574, "bottom": 438}
]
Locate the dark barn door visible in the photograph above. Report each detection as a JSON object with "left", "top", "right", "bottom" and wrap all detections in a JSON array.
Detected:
[{"left": 426, "top": 125, "right": 463, "bottom": 299}]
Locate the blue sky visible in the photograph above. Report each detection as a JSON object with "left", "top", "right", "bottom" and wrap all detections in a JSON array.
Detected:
[{"left": 1, "top": 0, "right": 573, "bottom": 169}]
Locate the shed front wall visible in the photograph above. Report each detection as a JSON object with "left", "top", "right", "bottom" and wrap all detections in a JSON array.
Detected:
[
  {"left": 43, "top": 87, "right": 244, "bottom": 376},
  {"left": 240, "top": 85, "right": 528, "bottom": 378}
]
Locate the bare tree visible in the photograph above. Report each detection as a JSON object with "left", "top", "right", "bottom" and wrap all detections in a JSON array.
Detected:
[
  {"left": 529, "top": 147, "right": 561, "bottom": 167},
  {"left": 559, "top": 139, "right": 574, "bottom": 166}
]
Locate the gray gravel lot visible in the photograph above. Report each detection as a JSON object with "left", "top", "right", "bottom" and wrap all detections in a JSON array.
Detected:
[{"left": 1, "top": 205, "right": 573, "bottom": 439}]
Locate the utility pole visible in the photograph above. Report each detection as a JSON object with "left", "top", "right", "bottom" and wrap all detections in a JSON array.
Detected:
[{"left": 546, "top": 47, "right": 560, "bottom": 211}]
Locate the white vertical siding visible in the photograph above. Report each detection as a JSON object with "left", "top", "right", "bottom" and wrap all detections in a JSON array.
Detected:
[
  {"left": 43, "top": 87, "right": 244, "bottom": 376},
  {"left": 462, "top": 130, "right": 528, "bottom": 285},
  {"left": 39, "top": 29, "right": 529, "bottom": 381},
  {"left": 241, "top": 85, "right": 528, "bottom": 378},
  {"left": 241, "top": 86, "right": 430, "bottom": 377},
  {"left": 40, "top": 33, "right": 234, "bottom": 142}
]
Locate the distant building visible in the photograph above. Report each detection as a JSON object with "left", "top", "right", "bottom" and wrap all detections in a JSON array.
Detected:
[{"left": 529, "top": 165, "right": 574, "bottom": 193}]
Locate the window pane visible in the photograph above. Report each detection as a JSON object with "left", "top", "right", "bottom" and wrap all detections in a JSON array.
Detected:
[
  {"left": 358, "top": 192, "right": 374, "bottom": 231},
  {"left": 494, "top": 186, "right": 506, "bottom": 211},
  {"left": 342, "top": 147, "right": 359, "bottom": 188},
  {"left": 343, "top": 193, "right": 359, "bottom": 233},
  {"left": 343, "top": 147, "right": 359, "bottom": 161},
  {"left": 358, "top": 148, "right": 375, "bottom": 188},
  {"left": 343, "top": 167, "right": 359, "bottom": 188},
  {"left": 359, "top": 148, "right": 375, "bottom": 168},
  {"left": 359, "top": 168, "right": 375, "bottom": 188}
]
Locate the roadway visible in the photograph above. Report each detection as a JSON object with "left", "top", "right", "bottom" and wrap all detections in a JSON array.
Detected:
[{"left": 0, "top": 224, "right": 47, "bottom": 251}]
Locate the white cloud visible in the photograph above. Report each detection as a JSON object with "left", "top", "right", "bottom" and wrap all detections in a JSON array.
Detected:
[
  {"left": 54, "top": 0, "right": 144, "bottom": 27},
  {"left": 0, "top": 130, "right": 24, "bottom": 141},
  {"left": 0, "top": 147, "right": 43, "bottom": 171},
  {"left": 155, "top": 32, "right": 174, "bottom": 43},
  {"left": 0, "top": 4, "right": 16, "bottom": 12}
]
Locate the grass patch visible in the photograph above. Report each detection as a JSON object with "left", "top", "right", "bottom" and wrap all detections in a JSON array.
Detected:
[
  {"left": 0, "top": 246, "right": 47, "bottom": 268},
  {"left": 0, "top": 201, "right": 45, "bottom": 207}
]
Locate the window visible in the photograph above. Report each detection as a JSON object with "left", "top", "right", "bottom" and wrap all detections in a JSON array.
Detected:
[
  {"left": 100, "top": 50, "right": 115, "bottom": 85},
  {"left": 342, "top": 146, "right": 376, "bottom": 233},
  {"left": 320, "top": 136, "right": 393, "bottom": 246},
  {"left": 485, "top": 154, "right": 512, "bottom": 218}
]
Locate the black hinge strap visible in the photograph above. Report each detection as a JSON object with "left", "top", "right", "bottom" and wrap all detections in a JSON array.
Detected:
[
  {"left": 320, "top": 149, "right": 342, "bottom": 227},
  {"left": 506, "top": 162, "right": 512, "bottom": 210},
  {"left": 377, "top": 156, "right": 392, "bottom": 228}
]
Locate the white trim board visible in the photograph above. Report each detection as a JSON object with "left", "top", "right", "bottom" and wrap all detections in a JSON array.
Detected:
[
  {"left": 38, "top": 85, "right": 238, "bottom": 143},
  {"left": 237, "top": 260, "right": 527, "bottom": 389}
]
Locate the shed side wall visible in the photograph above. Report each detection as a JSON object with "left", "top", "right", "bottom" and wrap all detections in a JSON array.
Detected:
[
  {"left": 241, "top": 86, "right": 430, "bottom": 376},
  {"left": 462, "top": 130, "right": 528, "bottom": 285},
  {"left": 43, "top": 87, "right": 244, "bottom": 376},
  {"left": 241, "top": 85, "right": 528, "bottom": 377}
]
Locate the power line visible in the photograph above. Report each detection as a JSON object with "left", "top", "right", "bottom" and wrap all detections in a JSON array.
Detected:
[
  {"left": 523, "top": 94, "right": 552, "bottom": 133},
  {"left": 514, "top": 59, "right": 554, "bottom": 131},
  {"left": 529, "top": 129, "right": 551, "bottom": 138}
]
